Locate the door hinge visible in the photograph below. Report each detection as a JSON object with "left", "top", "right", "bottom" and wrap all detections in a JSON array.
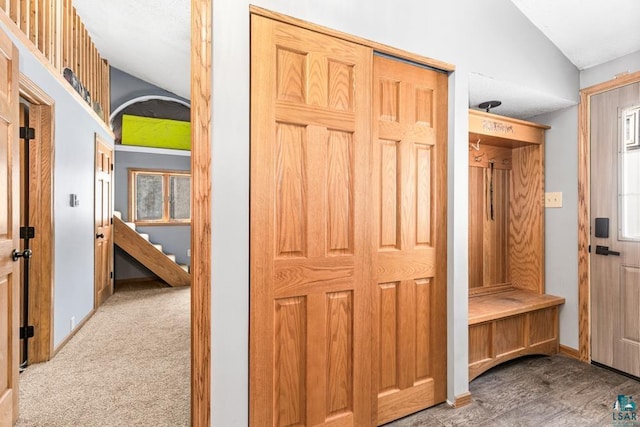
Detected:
[
  {"left": 111, "top": 163, "right": 114, "bottom": 171},
  {"left": 110, "top": 271, "right": 113, "bottom": 279},
  {"left": 20, "top": 326, "right": 35, "bottom": 339},
  {"left": 19, "top": 126, "right": 35, "bottom": 140},
  {"left": 588, "top": 245, "right": 591, "bottom": 253},
  {"left": 20, "top": 226, "right": 35, "bottom": 239}
]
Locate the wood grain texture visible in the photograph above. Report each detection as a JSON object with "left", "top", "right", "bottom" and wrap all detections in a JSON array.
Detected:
[
  {"left": 559, "top": 345, "right": 581, "bottom": 360},
  {"left": 0, "top": 0, "right": 110, "bottom": 122},
  {"left": 20, "top": 74, "right": 55, "bottom": 363},
  {"left": 468, "top": 142, "right": 512, "bottom": 170},
  {"left": 590, "top": 82, "right": 640, "bottom": 378},
  {"left": 372, "top": 55, "right": 447, "bottom": 424},
  {"left": 468, "top": 289, "right": 563, "bottom": 380},
  {"left": 469, "top": 323, "right": 492, "bottom": 364},
  {"left": 190, "top": 1, "right": 211, "bottom": 425},
  {"left": 250, "top": 15, "right": 373, "bottom": 426},
  {"left": 249, "top": 5, "right": 455, "bottom": 74},
  {"left": 469, "top": 110, "right": 548, "bottom": 145},
  {"left": 114, "top": 209, "right": 191, "bottom": 287},
  {"left": 576, "top": 72, "right": 640, "bottom": 363},
  {"left": 468, "top": 289, "right": 564, "bottom": 325},
  {"left": 494, "top": 316, "right": 525, "bottom": 357},
  {"left": 94, "top": 136, "right": 114, "bottom": 308},
  {"left": 468, "top": 111, "right": 543, "bottom": 294},
  {"left": 468, "top": 167, "right": 484, "bottom": 288},
  {"left": 577, "top": 91, "right": 591, "bottom": 363},
  {"left": 451, "top": 392, "right": 472, "bottom": 408},
  {"left": 22, "top": 94, "right": 54, "bottom": 363},
  {"left": 529, "top": 307, "right": 556, "bottom": 344},
  {"left": 0, "top": 33, "right": 20, "bottom": 425}
]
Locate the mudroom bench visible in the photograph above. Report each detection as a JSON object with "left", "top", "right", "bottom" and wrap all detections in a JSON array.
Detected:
[{"left": 468, "top": 288, "right": 565, "bottom": 380}]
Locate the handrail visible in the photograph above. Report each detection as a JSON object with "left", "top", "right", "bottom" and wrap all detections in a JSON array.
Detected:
[{"left": 0, "top": 0, "right": 110, "bottom": 123}]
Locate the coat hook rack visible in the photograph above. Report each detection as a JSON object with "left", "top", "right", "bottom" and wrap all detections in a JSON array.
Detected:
[{"left": 470, "top": 139, "right": 481, "bottom": 151}]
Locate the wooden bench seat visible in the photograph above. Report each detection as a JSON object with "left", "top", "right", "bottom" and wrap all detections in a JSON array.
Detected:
[{"left": 468, "top": 288, "right": 565, "bottom": 381}]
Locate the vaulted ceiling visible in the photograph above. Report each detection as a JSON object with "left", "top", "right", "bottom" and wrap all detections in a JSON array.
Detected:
[
  {"left": 72, "top": 0, "right": 640, "bottom": 118},
  {"left": 73, "top": 0, "right": 191, "bottom": 100}
]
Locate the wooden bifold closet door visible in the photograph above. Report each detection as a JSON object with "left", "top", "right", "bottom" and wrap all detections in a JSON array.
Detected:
[{"left": 250, "top": 14, "right": 447, "bottom": 426}]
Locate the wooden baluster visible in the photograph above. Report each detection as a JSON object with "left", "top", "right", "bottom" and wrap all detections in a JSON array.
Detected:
[{"left": 9, "top": 0, "right": 19, "bottom": 27}]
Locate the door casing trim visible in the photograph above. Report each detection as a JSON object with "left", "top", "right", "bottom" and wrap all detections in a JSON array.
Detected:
[
  {"left": 577, "top": 70, "right": 640, "bottom": 362},
  {"left": 191, "top": 0, "right": 212, "bottom": 425},
  {"left": 18, "top": 73, "right": 55, "bottom": 364}
]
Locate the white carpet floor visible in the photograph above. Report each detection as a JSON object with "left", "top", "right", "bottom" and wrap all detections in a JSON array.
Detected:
[{"left": 15, "top": 286, "right": 190, "bottom": 427}]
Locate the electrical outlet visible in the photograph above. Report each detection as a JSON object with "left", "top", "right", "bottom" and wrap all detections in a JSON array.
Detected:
[
  {"left": 187, "top": 249, "right": 191, "bottom": 257},
  {"left": 545, "top": 192, "right": 563, "bottom": 208},
  {"left": 70, "top": 316, "right": 76, "bottom": 331}
]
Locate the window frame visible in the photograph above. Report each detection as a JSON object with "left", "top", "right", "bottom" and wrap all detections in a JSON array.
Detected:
[{"left": 128, "top": 168, "right": 192, "bottom": 226}]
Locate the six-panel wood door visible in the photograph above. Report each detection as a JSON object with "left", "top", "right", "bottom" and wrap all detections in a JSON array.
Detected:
[
  {"left": 0, "top": 28, "right": 20, "bottom": 426},
  {"left": 94, "top": 136, "right": 113, "bottom": 309},
  {"left": 372, "top": 56, "right": 447, "bottom": 425},
  {"left": 250, "top": 14, "right": 448, "bottom": 426},
  {"left": 250, "top": 15, "right": 374, "bottom": 426}
]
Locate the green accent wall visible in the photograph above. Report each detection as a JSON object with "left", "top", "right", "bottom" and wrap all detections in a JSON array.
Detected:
[{"left": 121, "top": 114, "right": 191, "bottom": 150}]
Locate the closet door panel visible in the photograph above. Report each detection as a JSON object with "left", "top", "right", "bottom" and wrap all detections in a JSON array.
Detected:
[
  {"left": 250, "top": 15, "right": 373, "bottom": 426},
  {"left": 373, "top": 55, "right": 447, "bottom": 425}
]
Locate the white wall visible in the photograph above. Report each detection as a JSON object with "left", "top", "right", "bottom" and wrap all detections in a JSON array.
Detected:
[
  {"left": 113, "top": 150, "right": 191, "bottom": 280},
  {"left": 0, "top": 19, "right": 114, "bottom": 347},
  {"left": 532, "top": 107, "right": 580, "bottom": 349},
  {"left": 534, "top": 51, "right": 640, "bottom": 351},
  {"left": 581, "top": 50, "right": 640, "bottom": 89},
  {"left": 210, "top": 0, "right": 579, "bottom": 424}
]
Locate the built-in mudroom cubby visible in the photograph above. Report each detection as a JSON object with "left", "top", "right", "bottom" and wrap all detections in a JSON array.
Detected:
[{"left": 467, "top": 109, "right": 565, "bottom": 381}]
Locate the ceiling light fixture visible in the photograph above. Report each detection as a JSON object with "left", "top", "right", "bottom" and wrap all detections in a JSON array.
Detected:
[{"left": 478, "top": 100, "right": 502, "bottom": 113}]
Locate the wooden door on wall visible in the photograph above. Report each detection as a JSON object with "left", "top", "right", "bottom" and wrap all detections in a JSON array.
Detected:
[
  {"left": 94, "top": 136, "right": 113, "bottom": 309},
  {"left": 0, "top": 28, "right": 20, "bottom": 426},
  {"left": 250, "top": 15, "right": 374, "bottom": 426},
  {"left": 591, "top": 82, "right": 640, "bottom": 376},
  {"left": 372, "top": 55, "right": 447, "bottom": 425}
]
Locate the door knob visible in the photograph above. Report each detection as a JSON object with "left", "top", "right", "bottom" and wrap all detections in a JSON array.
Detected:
[
  {"left": 12, "top": 249, "right": 32, "bottom": 262},
  {"left": 96, "top": 233, "right": 105, "bottom": 239}
]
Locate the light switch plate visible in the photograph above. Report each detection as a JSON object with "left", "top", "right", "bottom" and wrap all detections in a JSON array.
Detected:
[{"left": 545, "top": 192, "right": 562, "bottom": 208}]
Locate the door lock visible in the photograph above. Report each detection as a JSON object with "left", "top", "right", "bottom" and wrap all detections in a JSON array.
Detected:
[
  {"left": 595, "top": 245, "right": 620, "bottom": 256},
  {"left": 12, "top": 249, "right": 33, "bottom": 262}
]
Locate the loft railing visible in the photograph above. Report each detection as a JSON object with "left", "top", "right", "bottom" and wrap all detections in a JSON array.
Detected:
[{"left": 0, "top": 0, "right": 110, "bottom": 122}]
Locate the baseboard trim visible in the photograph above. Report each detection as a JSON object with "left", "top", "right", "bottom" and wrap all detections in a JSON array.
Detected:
[
  {"left": 449, "top": 392, "right": 472, "bottom": 408},
  {"left": 52, "top": 308, "right": 96, "bottom": 357},
  {"left": 559, "top": 344, "right": 581, "bottom": 360}
]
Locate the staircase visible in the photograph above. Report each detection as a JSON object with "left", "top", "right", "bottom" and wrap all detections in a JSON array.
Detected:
[{"left": 113, "top": 211, "right": 190, "bottom": 287}]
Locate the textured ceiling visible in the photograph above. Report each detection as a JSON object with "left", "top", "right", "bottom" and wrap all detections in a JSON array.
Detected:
[
  {"left": 72, "top": 1, "right": 638, "bottom": 119},
  {"left": 73, "top": 0, "right": 190, "bottom": 100},
  {"left": 472, "top": 0, "right": 640, "bottom": 119},
  {"left": 510, "top": 0, "right": 640, "bottom": 70}
]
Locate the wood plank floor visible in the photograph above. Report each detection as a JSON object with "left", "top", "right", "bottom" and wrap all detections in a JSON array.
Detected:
[{"left": 385, "top": 355, "right": 640, "bottom": 426}]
